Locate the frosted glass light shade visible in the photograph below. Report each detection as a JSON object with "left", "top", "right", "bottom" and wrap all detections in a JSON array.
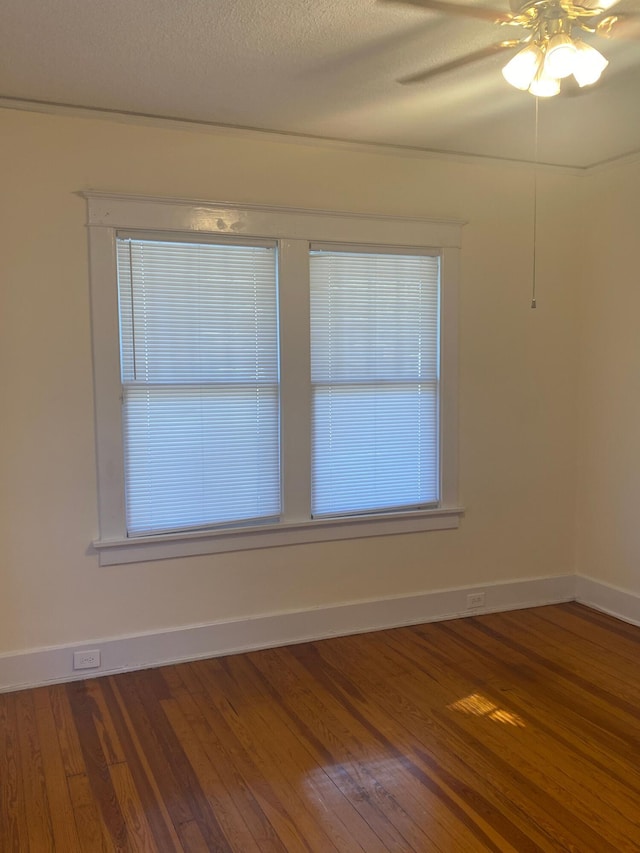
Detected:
[
  {"left": 544, "top": 33, "right": 577, "bottom": 78},
  {"left": 572, "top": 41, "right": 608, "bottom": 86},
  {"left": 502, "top": 43, "right": 544, "bottom": 90},
  {"left": 528, "top": 69, "right": 561, "bottom": 97}
]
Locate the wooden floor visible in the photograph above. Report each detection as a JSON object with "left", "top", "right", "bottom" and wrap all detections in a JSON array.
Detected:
[{"left": 2, "top": 602, "right": 640, "bottom": 851}]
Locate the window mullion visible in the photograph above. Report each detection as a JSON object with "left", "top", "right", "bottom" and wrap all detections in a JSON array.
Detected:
[
  {"left": 278, "top": 239, "right": 312, "bottom": 522},
  {"left": 438, "top": 246, "right": 459, "bottom": 508}
]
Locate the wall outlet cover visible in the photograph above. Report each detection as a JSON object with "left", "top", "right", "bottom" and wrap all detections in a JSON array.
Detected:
[{"left": 73, "top": 649, "right": 101, "bottom": 670}]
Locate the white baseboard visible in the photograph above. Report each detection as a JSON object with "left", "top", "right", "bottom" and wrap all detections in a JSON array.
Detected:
[
  {"left": 574, "top": 575, "right": 640, "bottom": 627},
  {"left": 0, "top": 573, "right": 576, "bottom": 693}
]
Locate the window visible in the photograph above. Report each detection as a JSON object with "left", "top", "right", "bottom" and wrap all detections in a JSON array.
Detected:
[
  {"left": 310, "top": 247, "right": 440, "bottom": 518},
  {"left": 117, "top": 236, "right": 280, "bottom": 536},
  {"left": 86, "top": 195, "right": 462, "bottom": 564}
]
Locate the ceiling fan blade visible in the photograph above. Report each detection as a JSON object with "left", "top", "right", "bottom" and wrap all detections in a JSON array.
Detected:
[
  {"left": 585, "top": 0, "right": 635, "bottom": 10},
  {"left": 570, "top": 0, "right": 616, "bottom": 9},
  {"left": 381, "top": 0, "right": 514, "bottom": 24},
  {"left": 596, "top": 12, "right": 640, "bottom": 38},
  {"left": 398, "top": 39, "right": 522, "bottom": 83}
]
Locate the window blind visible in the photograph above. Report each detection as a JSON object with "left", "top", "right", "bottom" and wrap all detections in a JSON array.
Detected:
[
  {"left": 310, "top": 248, "right": 440, "bottom": 517},
  {"left": 116, "top": 237, "right": 280, "bottom": 536}
]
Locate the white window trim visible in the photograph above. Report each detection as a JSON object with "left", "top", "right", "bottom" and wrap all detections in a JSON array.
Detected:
[{"left": 85, "top": 192, "right": 464, "bottom": 565}]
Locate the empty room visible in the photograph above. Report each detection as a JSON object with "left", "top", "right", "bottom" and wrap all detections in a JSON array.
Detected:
[{"left": 1, "top": 0, "right": 640, "bottom": 849}]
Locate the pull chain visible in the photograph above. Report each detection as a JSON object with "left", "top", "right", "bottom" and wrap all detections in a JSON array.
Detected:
[{"left": 531, "top": 96, "right": 539, "bottom": 309}]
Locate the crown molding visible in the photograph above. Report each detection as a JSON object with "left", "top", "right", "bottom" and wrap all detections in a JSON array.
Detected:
[
  {"left": 0, "top": 94, "right": 591, "bottom": 176},
  {"left": 586, "top": 148, "right": 640, "bottom": 174}
]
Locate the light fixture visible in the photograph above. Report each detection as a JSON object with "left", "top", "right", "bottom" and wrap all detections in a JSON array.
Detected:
[
  {"left": 572, "top": 40, "right": 609, "bottom": 87},
  {"left": 394, "top": 0, "right": 624, "bottom": 97},
  {"left": 501, "top": 26, "right": 609, "bottom": 97},
  {"left": 502, "top": 43, "right": 544, "bottom": 90},
  {"left": 544, "top": 33, "right": 577, "bottom": 78},
  {"left": 528, "top": 67, "right": 561, "bottom": 97}
]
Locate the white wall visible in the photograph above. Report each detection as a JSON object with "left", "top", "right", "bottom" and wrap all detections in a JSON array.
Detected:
[
  {"left": 0, "top": 107, "right": 581, "bottom": 656},
  {"left": 576, "top": 160, "right": 640, "bottom": 597}
]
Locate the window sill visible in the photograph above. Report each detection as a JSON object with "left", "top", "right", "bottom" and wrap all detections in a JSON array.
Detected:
[{"left": 93, "top": 506, "right": 464, "bottom": 566}]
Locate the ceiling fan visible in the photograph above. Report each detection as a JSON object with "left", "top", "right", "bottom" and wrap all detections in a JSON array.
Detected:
[{"left": 383, "top": 0, "right": 640, "bottom": 95}]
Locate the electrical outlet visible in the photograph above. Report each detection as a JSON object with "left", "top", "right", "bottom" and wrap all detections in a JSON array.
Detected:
[
  {"left": 73, "top": 649, "right": 101, "bottom": 670},
  {"left": 467, "top": 592, "right": 485, "bottom": 609}
]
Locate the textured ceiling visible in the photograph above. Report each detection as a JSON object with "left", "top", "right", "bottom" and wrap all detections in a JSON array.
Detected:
[{"left": 1, "top": 0, "right": 639, "bottom": 167}]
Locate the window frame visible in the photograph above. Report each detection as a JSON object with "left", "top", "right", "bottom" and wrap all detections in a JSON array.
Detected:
[
  {"left": 308, "top": 244, "right": 442, "bottom": 518},
  {"left": 85, "top": 193, "right": 464, "bottom": 565},
  {"left": 116, "top": 233, "right": 282, "bottom": 536}
]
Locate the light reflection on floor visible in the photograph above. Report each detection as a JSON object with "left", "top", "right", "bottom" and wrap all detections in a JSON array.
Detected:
[{"left": 447, "top": 692, "right": 526, "bottom": 728}]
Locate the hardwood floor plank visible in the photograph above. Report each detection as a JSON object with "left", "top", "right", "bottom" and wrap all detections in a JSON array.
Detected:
[
  {"left": 189, "top": 689, "right": 316, "bottom": 852},
  {"left": 487, "top": 609, "right": 640, "bottom": 712},
  {"left": 85, "top": 678, "right": 127, "bottom": 766},
  {"left": 458, "top": 614, "right": 640, "bottom": 750},
  {"left": 160, "top": 663, "right": 192, "bottom": 695},
  {"left": 444, "top": 614, "right": 640, "bottom": 802},
  {"left": 169, "top": 683, "right": 291, "bottom": 853},
  {"left": 421, "top": 617, "right": 640, "bottom": 800},
  {"left": 432, "top": 614, "right": 630, "bottom": 751},
  {"left": 68, "top": 772, "right": 115, "bottom": 853},
  {"left": 33, "top": 687, "right": 83, "bottom": 851},
  {"left": 0, "top": 692, "right": 30, "bottom": 852},
  {"left": 563, "top": 601, "right": 640, "bottom": 647},
  {"left": 395, "top": 627, "right": 635, "bottom": 851},
  {"left": 512, "top": 608, "right": 640, "bottom": 700},
  {"left": 389, "top": 620, "right": 640, "bottom": 851},
  {"left": 160, "top": 694, "right": 265, "bottom": 853},
  {"left": 178, "top": 818, "right": 215, "bottom": 851},
  {"left": 293, "top": 639, "right": 545, "bottom": 851},
  {"left": 194, "top": 654, "right": 383, "bottom": 853},
  {"left": 48, "top": 682, "right": 86, "bottom": 778},
  {"left": 111, "top": 669, "right": 234, "bottom": 852},
  {"left": 163, "top": 664, "right": 204, "bottom": 695},
  {"left": 298, "top": 635, "right": 550, "bottom": 853},
  {"left": 248, "top": 645, "right": 484, "bottom": 852},
  {"left": 244, "top": 655, "right": 425, "bottom": 851},
  {"left": 15, "top": 690, "right": 55, "bottom": 852},
  {"left": 102, "top": 677, "right": 183, "bottom": 851},
  {"left": 315, "top": 629, "right": 591, "bottom": 852},
  {"left": 3, "top": 604, "right": 640, "bottom": 851},
  {"left": 189, "top": 661, "right": 343, "bottom": 852},
  {"left": 536, "top": 604, "right": 640, "bottom": 665},
  {"left": 66, "top": 680, "right": 131, "bottom": 851},
  {"left": 108, "top": 761, "right": 160, "bottom": 851}
]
